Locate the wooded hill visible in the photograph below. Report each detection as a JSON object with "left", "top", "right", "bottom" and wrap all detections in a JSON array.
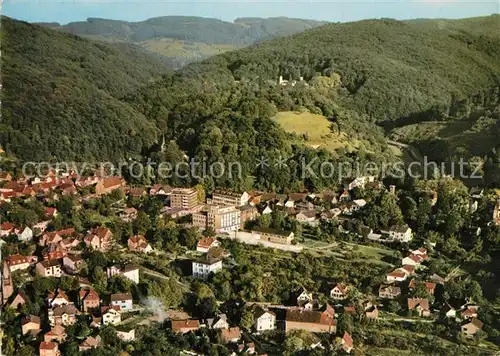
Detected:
[
  {"left": 0, "top": 17, "right": 173, "bottom": 162},
  {"left": 2, "top": 15, "right": 499, "bottom": 189},
  {"left": 38, "top": 16, "right": 328, "bottom": 67}
]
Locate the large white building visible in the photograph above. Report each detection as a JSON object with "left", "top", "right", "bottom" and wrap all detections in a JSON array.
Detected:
[
  {"left": 254, "top": 308, "right": 276, "bottom": 332},
  {"left": 387, "top": 225, "right": 413, "bottom": 242},
  {"left": 211, "top": 190, "right": 249, "bottom": 207},
  {"left": 192, "top": 205, "right": 240, "bottom": 233},
  {"left": 192, "top": 255, "right": 223, "bottom": 279}
]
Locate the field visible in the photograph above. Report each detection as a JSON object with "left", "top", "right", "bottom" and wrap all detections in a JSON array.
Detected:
[{"left": 272, "top": 111, "right": 358, "bottom": 151}]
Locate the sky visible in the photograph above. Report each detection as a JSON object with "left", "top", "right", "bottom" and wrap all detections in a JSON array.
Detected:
[{"left": 2, "top": 0, "right": 499, "bottom": 25}]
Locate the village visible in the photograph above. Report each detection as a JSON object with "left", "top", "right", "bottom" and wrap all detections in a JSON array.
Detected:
[{"left": 0, "top": 169, "right": 499, "bottom": 355}]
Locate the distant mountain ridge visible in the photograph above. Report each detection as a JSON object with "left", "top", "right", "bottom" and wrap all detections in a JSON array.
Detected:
[
  {"left": 38, "top": 16, "right": 327, "bottom": 44},
  {"left": 36, "top": 16, "right": 328, "bottom": 67}
]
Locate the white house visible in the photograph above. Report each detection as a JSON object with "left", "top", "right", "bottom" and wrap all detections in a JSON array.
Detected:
[
  {"left": 192, "top": 256, "right": 223, "bottom": 279},
  {"left": 116, "top": 329, "right": 135, "bottom": 342},
  {"left": 107, "top": 265, "right": 140, "bottom": 284},
  {"left": 101, "top": 306, "right": 121, "bottom": 325},
  {"left": 262, "top": 205, "right": 272, "bottom": 215},
  {"left": 207, "top": 314, "right": 229, "bottom": 330},
  {"left": 254, "top": 308, "right": 276, "bottom": 332},
  {"left": 16, "top": 227, "right": 33, "bottom": 242},
  {"left": 386, "top": 270, "right": 407, "bottom": 283},
  {"left": 296, "top": 290, "right": 313, "bottom": 307},
  {"left": 196, "top": 237, "right": 220, "bottom": 253},
  {"left": 47, "top": 290, "right": 71, "bottom": 308},
  {"left": 387, "top": 225, "right": 413, "bottom": 242},
  {"left": 110, "top": 294, "right": 133, "bottom": 312},
  {"left": 330, "top": 284, "right": 349, "bottom": 300}
]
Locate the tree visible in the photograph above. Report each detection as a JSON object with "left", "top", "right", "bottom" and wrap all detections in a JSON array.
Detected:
[
  {"left": 92, "top": 266, "right": 108, "bottom": 294},
  {"left": 240, "top": 308, "right": 255, "bottom": 331},
  {"left": 337, "top": 313, "right": 354, "bottom": 334}
]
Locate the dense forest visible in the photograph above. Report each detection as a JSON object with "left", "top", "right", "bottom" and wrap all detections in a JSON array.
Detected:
[
  {"left": 2, "top": 15, "right": 500, "bottom": 190},
  {"left": 0, "top": 17, "right": 174, "bottom": 162}
]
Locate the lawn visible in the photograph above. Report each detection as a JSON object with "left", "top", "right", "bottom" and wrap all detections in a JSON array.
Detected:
[
  {"left": 139, "top": 38, "right": 238, "bottom": 59},
  {"left": 272, "top": 111, "right": 358, "bottom": 151}
]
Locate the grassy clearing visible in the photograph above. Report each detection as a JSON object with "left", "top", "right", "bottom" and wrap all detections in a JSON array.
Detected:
[
  {"left": 273, "top": 111, "right": 358, "bottom": 151},
  {"left": 139, "top": 38, "right": 238, "bottom": 59}
]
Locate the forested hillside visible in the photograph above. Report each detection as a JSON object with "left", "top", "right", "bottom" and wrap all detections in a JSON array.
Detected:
[
  {"left": 0, "top": 17, "right": 172, "bottom": 162},
  {"left": 2, "top": 15, "right": 500, "bottom": 190},
  {"left": 129, "top": 15, "right": 500, "bottom": 187},
  {"left": 38, "top": 16, "right": 327, "bottom": 66}
]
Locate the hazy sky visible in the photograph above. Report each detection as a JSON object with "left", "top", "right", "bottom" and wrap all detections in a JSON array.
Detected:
[{"left": 3, "top": 0, "right": 499, "bottom": 24}]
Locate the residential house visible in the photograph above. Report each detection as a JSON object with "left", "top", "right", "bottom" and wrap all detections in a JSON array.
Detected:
[
  {"left": 237, "top": 204, "right": 260, "bottom": 227},
  {"left": 128, "top": 187, "right": 146, "bottom": 197},
  {"left": 49, "top": 304, "right": 79, "bottom": 326},
  {"left": 40, "top": 232, "right": 63, "bottom": 247},
  {"left": 21, "top": 315, "right": 41, "bottom": 336},
  {"left": 461, "top": 318, "right": 483, "bottom": 338},
  {"left": 386, "top": 271, "right": 407, "bottom": 283},
  {"left": 95, "top": 176, "right": 125, "bottom": 196},
  {"left": 378, "top": 285, "right": 401, "bottom": 299},
  {"left": 170, "top": 188, "right": 199, "bottom": 210},
  {"left": 207, "top": 313, "right": 229, "bottom": 330},
  {"left": 63, "top": 254, "right": 86, "bottom": 274},
  {"left": 102, "top": 306, "right": 121, "bottom": 325},
  {"left": 340, "top": 332, "right": 354, "bottom": 353},
  {"left": 0, "top": 172, "right": 12, "bottom": 182},
  {"left": 16, "top": 226, "right": 33, "bottom": 242},
  {"left": 120, "top": 207, "right": 138, "bottom": 222},
  {"left": 39, "top": 341, "right": 59, "bottom": 356},
  {"left": 84, "top": 227, "right": 113, "bottom": 251},
  {"left": 79, "top": 289, "right": 100, "bottom": 312},
  {"left": 494, "top": 198, "right": 500, "bottom": 226},
  {"left": 196, "top": 237, "right": 220, "bottom": 253},
  {"left": 407, "top": 298, "right": 431, "bottom": 317},
  {"left": 444, "top": 305, "right": 457, "bottom": 319},
  {"left": 364, "top": 305, "right": 379, "bottom": 320},
  {"left": 408, "top": 280, "right": 436, "bottom": 296},
  {"left": 387, "top": 225, "right": 413, "bottom": 242},
  {"left": 47, "top": 290, "right": 71, "bottom": 308},
  {"left": 402, "top": 254, "right": 424, "bottom": 266},
  {"left": 192, "top": 254, "right": 223, "bottom": 279},
  {"left": 36, "top": 259, "right": 63, "bottom": 278},
  {"left": 399, "top": 264, "right": 416, "bottom": 277},
  {"left": 9, "top": 290, "right": 29, "bottom": 309},
  {"left": 211, "top": 190, "right": 249, "bottom": 207},
  {"left": 45, "top": 207, "right": 58, "bottom": 219},
  {"left": 44, "top": 325, "right": 66, "bottom": 343},
  {"left": 221, "top": 327, "right": 242, "bottom": 343},
  {"left": 111, "top": 293, "right": 133, "bottom": 311},
  {"left": 43, "top": 243, "right": 67, "bottom": 261},
  {"left": 251, "top": 227, "right": 294, "bottom": 245},
  {"left": 127, "top": 235, "right": 153, "bottom": 254},
  {"left": 461, "top": 305, "right": 479, "bottom": 320},
  {"left": 296, "top": 210, "right": 317, "bottom": 225},
  {"left": 0, "top": 222, "right": 15, "bottom": 237},
  {"left": 149, "top": 184, "right": 172, "bottom": 196},
  {"left": 330, "top": 284, "right": 349, "bottom": 300},
  {"left": 261, "top": 205, "right": 272, "bottom": 215},
  {"left": 254, "top": 307, "right": 276, "bottom": 332},
  {"left": 79, "top": 336, "right": 101, "bottom": 351},
  {"left": 285, "top": 306, "right": 336, "bottom": 333},
  {"left": 171, "top": 319, "right": 200, "bottom": 334},
  {"left": 116, "top": 328, "right": 136, "bottom": 342},
  {"left": 107, "top": 264, "right": 140, "bottom": 284},
  {"left": 297, "top": 290, "right": 313, "bottom": 307},
  {"left": 6, "top": 254, "right": 37, "bottom": 272},
  {"left": 339, "top": 190, "right": 351, "bottom": 202}
]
